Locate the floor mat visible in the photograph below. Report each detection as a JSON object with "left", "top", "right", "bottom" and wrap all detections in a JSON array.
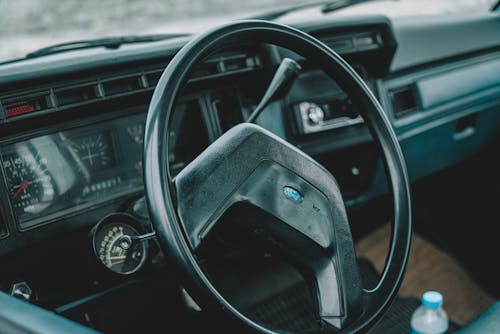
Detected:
[
  {"left": 245, "top": 259, "right": 434, "bottom": 334},
  {"left": 245, "top": 280, "right": 319, "bottom": 333},
  {"left": 355, "top": 224, "right": 496, "bottom": 326},
  {"left": 367, "top": 296, "right": 420, "bottom": 334}
]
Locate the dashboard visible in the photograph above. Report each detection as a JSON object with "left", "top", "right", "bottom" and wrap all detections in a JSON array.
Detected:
[{"left": 0, "top": 14, "right": 499, "bottom": 267}]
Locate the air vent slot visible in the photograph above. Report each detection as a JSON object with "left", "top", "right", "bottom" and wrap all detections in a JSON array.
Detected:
[
  {"left": 191, "top": 62, "right": 220, "bottom": 78},
  {"left": 224, "top": 58, "right": 247, "bottom": 71},
  {"left": 321, "top": 31, "right": 382, "bottom": 54},
  {"left": 55, "top": 84, "right": 98, "bottom": 107},
  {"left": 390, "top": 85, "right": 418, "bottom": 119},
  {"left": 102, "top": 76, "right": 142, "bottom": 96},
  {"left": 2, "top": 92, "right": 51, "bottom": 118},
  {"left": 221, "top": 53, "right": 254, "bottom": 72},
  {"left": 191, "top": 52, "right": 261, "bottom": 80},
  {"left": 145, "top": 71, "right": 163, "bottom": 87},
  {"left": 322, "top": 36, "right": 355, "bottom": 53},
  {"left": 353, "top": 32, "right": 382, "bottom": 51}
]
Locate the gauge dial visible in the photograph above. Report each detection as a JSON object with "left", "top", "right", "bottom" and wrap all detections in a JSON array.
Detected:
[
  {"left": 126, "top": 124, "right": 144, "bottom": 145},
  {"left": 69, "top": 132, "right": 115, "bottom": 173},
  {"left": 3, "top": 145, "right": 55, "bottom": 220},
  {"left": 126, "top": 123, "right": 144, "bottom": 177},
  {"left": 93, "top": 220, "right": 147, "bottom": 275}
]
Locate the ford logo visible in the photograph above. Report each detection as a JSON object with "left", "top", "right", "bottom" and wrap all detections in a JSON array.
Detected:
[{"left": 283, "top": 186, "right": 303, "bottom": 203}]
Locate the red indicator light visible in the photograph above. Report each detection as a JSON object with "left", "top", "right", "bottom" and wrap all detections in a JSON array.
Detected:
[{"left": 5, "top": 103, "right": 36, "bottom": 117}]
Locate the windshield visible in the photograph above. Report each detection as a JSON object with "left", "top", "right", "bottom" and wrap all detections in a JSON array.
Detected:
[{"left": 0, "top": 0, "right": 496, "bottom": 63}]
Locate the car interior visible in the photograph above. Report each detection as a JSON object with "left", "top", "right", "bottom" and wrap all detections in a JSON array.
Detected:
[{"left": 0, "top": 1, "right": 499, "bottom": 333}]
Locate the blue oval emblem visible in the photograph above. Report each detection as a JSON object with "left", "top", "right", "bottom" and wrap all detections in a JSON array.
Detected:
[{"left": 283, "top": 186, "right": 303, "bottom": 203}]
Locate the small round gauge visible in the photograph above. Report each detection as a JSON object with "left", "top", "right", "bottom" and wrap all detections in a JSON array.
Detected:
[
  {"left": 69, "top": 132, "right": 115, "bottom": 173},
  {"left": 92, "top": 215, "right": 147, "bottom": 275},
  {"left": 3, "top": 145, "right": 55, "bottom": 220}
]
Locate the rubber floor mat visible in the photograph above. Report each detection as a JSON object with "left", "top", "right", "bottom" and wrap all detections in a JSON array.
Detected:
[
  {"left": 245, "top": 259, "right": 441, "bottom": 334},
  {"left": 245, "top": 280, "right": 319, "bottom": 333},
  {"left": 355, "top": 224, "right": 495, "bottom": 326}
]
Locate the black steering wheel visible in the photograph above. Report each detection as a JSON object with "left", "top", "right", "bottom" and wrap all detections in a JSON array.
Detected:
[{"left": 144, "top": 20, "right": 412, "bottom": 333}]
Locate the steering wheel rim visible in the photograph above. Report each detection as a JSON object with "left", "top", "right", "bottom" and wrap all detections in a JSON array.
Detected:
[{"left": 144, "top": 20, "right": 412, "bottom": 333}]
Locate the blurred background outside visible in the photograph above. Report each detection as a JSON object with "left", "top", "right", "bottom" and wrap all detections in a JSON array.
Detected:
[{"left": 0, "top": 0, "right": 496, "bottom": 62}]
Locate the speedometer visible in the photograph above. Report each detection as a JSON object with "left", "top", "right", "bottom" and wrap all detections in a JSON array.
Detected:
[
  {"left": 91, "top": 214, "right": 148, "bottom": 275},
  {"left": 2, "top": 144, "right": 55, "bottom": 221}
]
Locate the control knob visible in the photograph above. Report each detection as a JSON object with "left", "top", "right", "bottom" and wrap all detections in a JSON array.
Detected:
[{"left": 300, "top": 102, "right": 324, "bottom": 125}]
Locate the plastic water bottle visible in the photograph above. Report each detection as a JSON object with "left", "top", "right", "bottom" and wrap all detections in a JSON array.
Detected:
[{"left": 411, "top": 291, "right": 449, "bottom": 334}]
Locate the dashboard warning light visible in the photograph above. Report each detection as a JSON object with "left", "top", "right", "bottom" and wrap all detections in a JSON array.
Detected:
[{"left": 5, "top": 103, "right": 36, "bottom": 117}]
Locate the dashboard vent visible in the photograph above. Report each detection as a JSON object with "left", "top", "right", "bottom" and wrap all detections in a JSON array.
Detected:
[
  {"left": 191, "top": 61, "right": 220, "bottom": 78},
  {"left": 390, "top": 85, "right": 419, "bottom": 119},
  {"left": 147, "top": 52, "right": 262, "bottom": 84},
  {"left": 55, "top": 84, "right": 99, "bottom": 107},
  {"left": 145, "top": 71, "right": 162, "bottom": 87},
  {"left": 2, "top": 91, "right": 52, "bottom": 118},
  {"left": 102, "top": 75, "right": 143, "bottom": 96},
  {"left": 191, "top": 51, "right": 262, "bottom": 80},
  {"left": 321, "top": 31, "right": 383, "bottom": 54}
]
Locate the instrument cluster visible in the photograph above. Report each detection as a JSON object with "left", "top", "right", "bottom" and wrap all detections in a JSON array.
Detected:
[
  {"left": 0, "top": 112, "right": 146, "bottom": 230},
  {"left": 0, "top": 98, "right": 210, "bottom": 231}
]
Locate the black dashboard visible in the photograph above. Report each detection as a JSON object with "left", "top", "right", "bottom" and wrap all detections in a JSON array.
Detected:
[{"left": 0, "top": 13, "right": 499, "bottom": 293}]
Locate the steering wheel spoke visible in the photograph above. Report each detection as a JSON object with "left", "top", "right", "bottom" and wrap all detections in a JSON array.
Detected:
[
  {"left": 311, "top": 255, "right": 343, "bottom": 328},
  {"left": 262, "top": 226, "right": 361, "bottom": 330}
]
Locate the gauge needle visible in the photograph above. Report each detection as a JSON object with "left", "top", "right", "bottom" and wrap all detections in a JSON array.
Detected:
[
  {"left": 108, "top": 255, "right": 127, "bottom": 260},
  {"left": 12, "top": 180, "right": 29, "bottom": 199}
]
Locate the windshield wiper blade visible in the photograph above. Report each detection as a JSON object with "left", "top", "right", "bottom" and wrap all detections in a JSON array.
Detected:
[
  {"left": 26, "top": 33, "right": 190, "bottom": 59},
  {"left": 251, "top": 1, "right": 335, "bottom": 20},
  {"left": 251, "top": 0, "right": 390, "bottom": 21},
  {"left": 322, "top": 0, "right": 394, "bottom": 13},
  {"left": 492, "top": 0, "right": 500, "bottom": 11}
]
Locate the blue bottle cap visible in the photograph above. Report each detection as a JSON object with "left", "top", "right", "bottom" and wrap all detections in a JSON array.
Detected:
[{"left": 422, "top": 291, "right": 443, "bottom": 309}]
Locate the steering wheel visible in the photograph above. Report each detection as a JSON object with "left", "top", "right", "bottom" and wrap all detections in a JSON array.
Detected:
[{"left": 144, "top": 20, "right": 412, "bottom": 333}]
